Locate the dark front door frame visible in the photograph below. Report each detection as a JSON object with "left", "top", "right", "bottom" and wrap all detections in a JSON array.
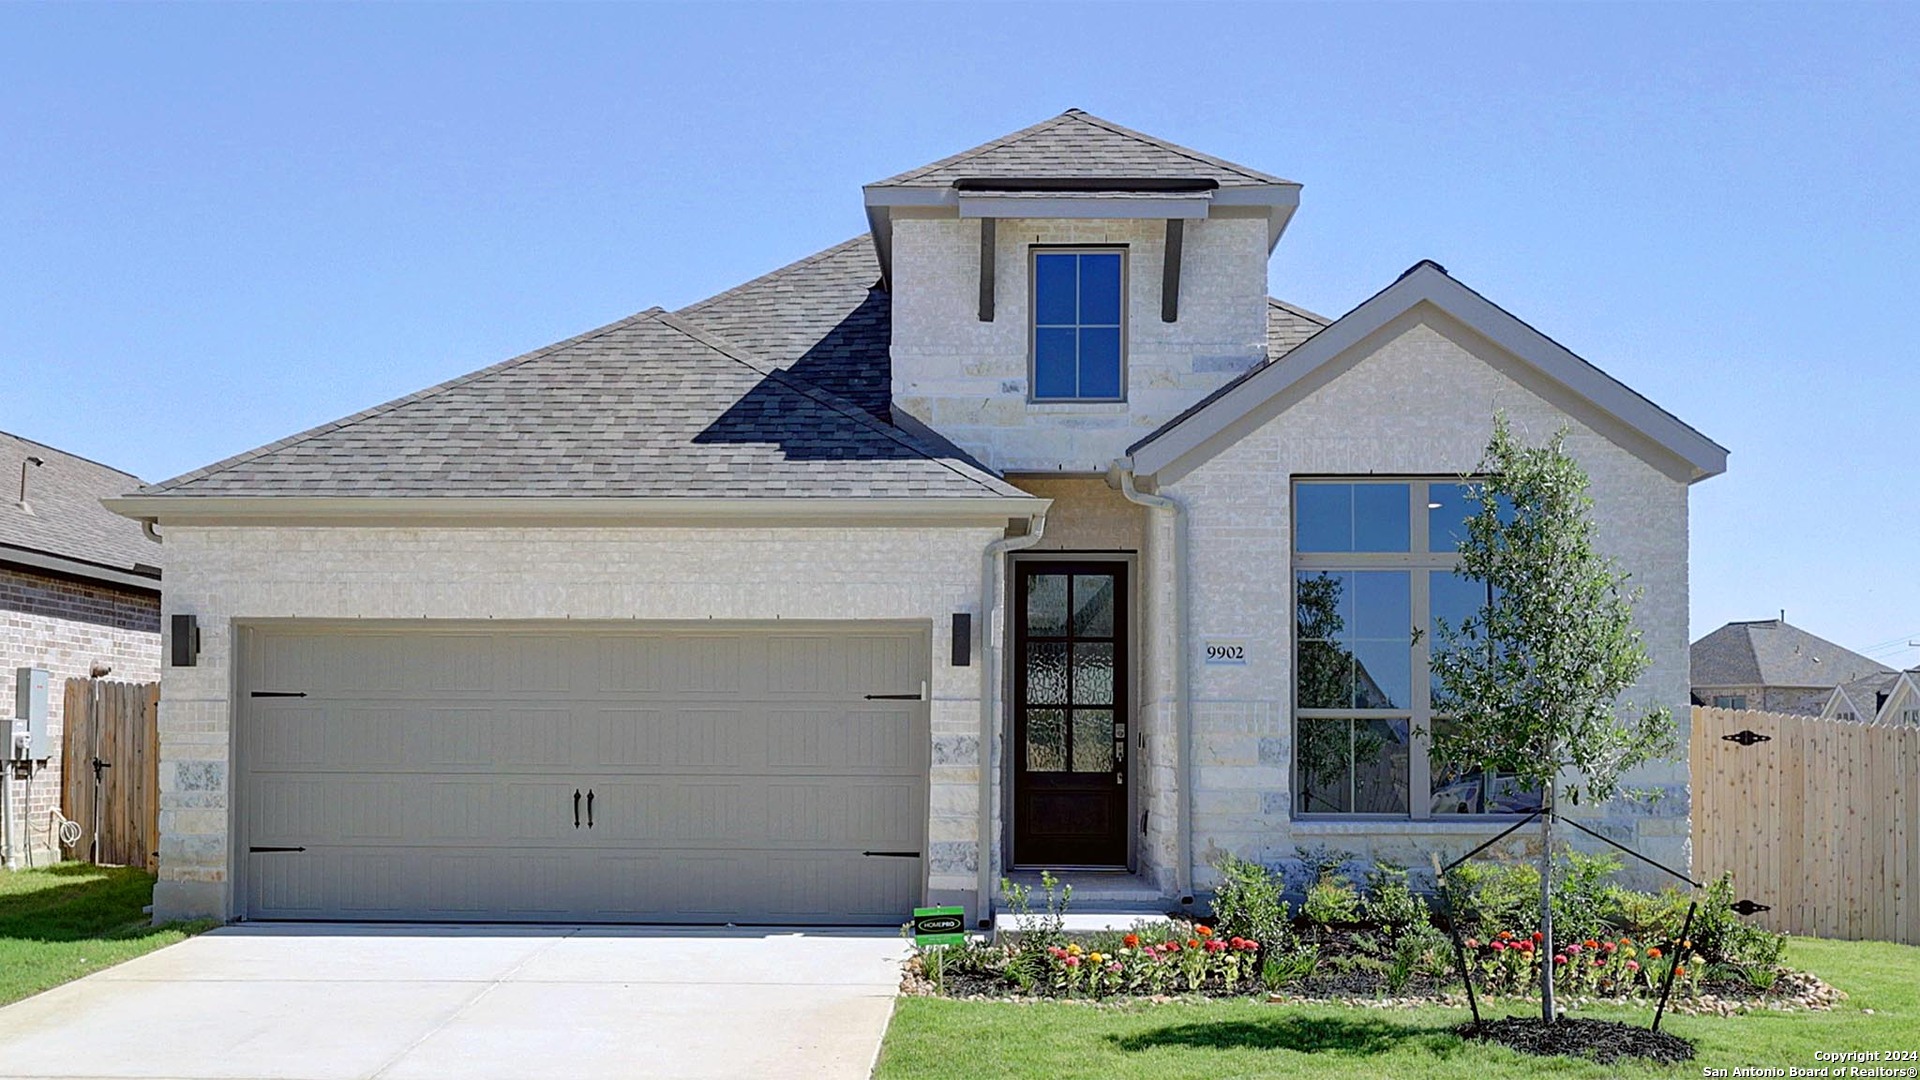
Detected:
[{"left": 1008, "top": 553, "right": 1135, "bottom": 870}]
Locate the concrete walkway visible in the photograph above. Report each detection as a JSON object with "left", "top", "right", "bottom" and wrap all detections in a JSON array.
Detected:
[{"left": 0, "top": 925, "right": 906, "bottom": 1080}]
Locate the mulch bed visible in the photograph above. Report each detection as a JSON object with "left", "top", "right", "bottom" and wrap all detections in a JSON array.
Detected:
[{"left": 1456, "top": 1016, "right": 1695, "bottom": 1064}]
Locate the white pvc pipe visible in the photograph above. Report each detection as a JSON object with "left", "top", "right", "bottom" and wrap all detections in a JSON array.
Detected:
[
  {"left": 975, "top": 511, "right": 1048, "bottom": 926},
  {"left": 1117, "top": 465, "right": 1194, "bottom": 904}
]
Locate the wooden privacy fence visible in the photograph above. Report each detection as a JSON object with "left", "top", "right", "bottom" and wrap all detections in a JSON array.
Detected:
[
  {"left": 1692, "top": 705, "right": 1919, "bottom": 946},
  {"left": 59, "top": 679, "right": 160, "bottom": 871}
]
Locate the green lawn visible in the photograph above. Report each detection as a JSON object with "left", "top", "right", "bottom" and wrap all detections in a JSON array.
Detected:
[
  {"left": 876, "top": 937, "right": 1920, "bottom": 1079},
  {"left": 0, "top": 864, "right": 215, "bottom": 1006}
]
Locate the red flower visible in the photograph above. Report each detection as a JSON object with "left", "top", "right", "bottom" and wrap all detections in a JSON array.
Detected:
[
  {"left": 1123, "top": 934, "right": 1140, "bottom": 949},
  {"left": 1164, "top": 941, "right": 1179, "bottom": 953},
  {"left": 1064, "top": 955, "right": 1080, "bottom": 968},
  {"left": 1491, "top": 941, "right": 1507, "bottom": 952},
  {"left": 1602, "top": 941, "right": 1617, "bottom": 953},
  {"left": 1465, "top": 938, "right": 1479, "bottom": 949},
  {"left": 1518, "top": 940, "right": 1535, "bottom": 953},
  {"left": 1531, "top": 931, "right": 1544, "bottom": 943},
  {"left": 1205, "top": 940, "right": 1226, "bottom": 954},
  {"left": 1554, "top": 954, "right": 1568, "bottom": 965}
]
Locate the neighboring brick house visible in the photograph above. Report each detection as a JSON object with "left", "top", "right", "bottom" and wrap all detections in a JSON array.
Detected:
[
  {"left": 1690, "top": 616, "right": 1892, "bottom": 716},
  {"left": 1821, "top": 669, "right": 1920, "bottom": 725},
  {"left": 107, "top": 110, "right": 1726, "bottom": 925},
  {"left": 2, "top": 431, "right": 163, "bottom": 868}
]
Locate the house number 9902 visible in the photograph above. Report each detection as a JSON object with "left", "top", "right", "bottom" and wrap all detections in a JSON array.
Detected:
[{"left": 1204, "top": 640, "right": 1247, "bottom": 665}]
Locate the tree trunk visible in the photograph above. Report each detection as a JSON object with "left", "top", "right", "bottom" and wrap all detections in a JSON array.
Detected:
[{"left": 1539, "top": 789, "right": 1556, "bottom": 1023}]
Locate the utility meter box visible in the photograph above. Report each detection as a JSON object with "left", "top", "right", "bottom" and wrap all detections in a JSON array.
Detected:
[{"left": 10, "top": 667, "right": 50, "bottom": 762}]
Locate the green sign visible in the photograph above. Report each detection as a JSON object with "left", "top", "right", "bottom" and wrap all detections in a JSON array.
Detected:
[{"left": 912, "top": 906, "right": 967, "bottom": 946}]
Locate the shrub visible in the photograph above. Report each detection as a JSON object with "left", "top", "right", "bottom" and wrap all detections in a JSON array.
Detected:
[
  {"left": 1304, "top": 871, "right": 1361, "bottom": 926},
  {"left": 1210, "top": 854, "right": 1292, "bottom": 951},
  {"left": 1443, "top": 859, "right": 1538, "bottom": 941},
  {"left": 1552, "top": 851, "right": 1622, "bottom": 944},
  {"left": 1362, "top": 862, "right": 1429, "bottom": 937},
  {"left": 1690, "top": 873, "right": 1788, "bottom": 969}
]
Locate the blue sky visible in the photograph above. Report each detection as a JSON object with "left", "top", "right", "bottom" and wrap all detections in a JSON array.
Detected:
[{"left": 2, "top": 3, "right": 1914, "bottom": 667}]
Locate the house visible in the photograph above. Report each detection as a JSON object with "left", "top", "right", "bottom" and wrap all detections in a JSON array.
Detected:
[
  {"left": 1690, "top": 615, "right": 1892, "bottom": 716},
  {"left": 1821, "top": 669, "right": 1920, "bottom": 725},
  {"left": 106, "top": 110, "right": 1725, "bottom": 925},
  {"left": 2, "top": 430, "right": 163, "bottom": 868}
]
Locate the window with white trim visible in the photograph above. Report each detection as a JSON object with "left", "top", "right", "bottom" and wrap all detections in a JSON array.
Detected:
[
  {"left": 1292, "top": 479, "right": 1542, "bottom": 818},
  {"left": 1031, "top": 248, "right": 1124, "bottom": 401}
]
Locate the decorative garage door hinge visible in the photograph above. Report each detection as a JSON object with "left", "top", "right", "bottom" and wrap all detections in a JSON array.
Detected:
[{"left": 1721, "top": 729, "right": 1771, "bottom": 746}]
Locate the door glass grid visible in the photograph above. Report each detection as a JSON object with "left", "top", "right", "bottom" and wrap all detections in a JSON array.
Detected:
[{"left": 1023, "top": 572, "right": 1120, "bottom": 774}]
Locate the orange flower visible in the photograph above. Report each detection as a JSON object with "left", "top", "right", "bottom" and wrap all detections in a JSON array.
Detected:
[
  {"left": 1187, "top": 939, "right": 1201, "bottom": 949},
  {"left": 1196, "top": 925, "right": 1213, "bottom": 938},
  {"left": 1122, "top": 933, "right": 1140, "bottom": 949},
  {"left": 1647, "top": 947, "right": 1663, "bottom": 959},
  {"left": 1675, "top": 966, "right": 1687, "bottom": 978}
]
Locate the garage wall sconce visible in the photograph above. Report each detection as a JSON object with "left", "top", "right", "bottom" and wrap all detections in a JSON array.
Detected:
[
  {"left": 951, "top": 613, "right": 972, "bottom": 667},
  {"left": 170, "top": 614, "right": 201, "bottom": 667}
]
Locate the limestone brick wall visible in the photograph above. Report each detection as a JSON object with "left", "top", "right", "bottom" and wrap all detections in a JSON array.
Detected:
[
  {"left": 1163, "top": 316, "right": 1696, "bottom": 892},
  {"left": 152, "top": 523, "right": 1003, "bottom": 922},
  {"left": 1, "top": 565, "right": 162, "bottom": 867},
  {"left": 890, "top": 212, "right": 1270, "bottom": 473}
]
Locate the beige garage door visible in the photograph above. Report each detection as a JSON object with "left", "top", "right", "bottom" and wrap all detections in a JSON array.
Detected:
[{"left": 237, "top": 623, "right": 929, "bottom": 924}]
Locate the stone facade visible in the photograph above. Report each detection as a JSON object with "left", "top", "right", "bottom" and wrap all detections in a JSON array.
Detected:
[
  {"left": 1156, "top": 315, "right": 1695, "bottom": 892},
  {"left": 1695, "top": 685, "right": 1831, "bottom": 717},
  {"left": 150, "top": 523, "right": 1003, "bottom": 922},
  {"left": 890, "top": 212, "right": 1270, "bottom": 473},
  {"left": 1, "top": 564, "right": 162, "bottom": 867}
]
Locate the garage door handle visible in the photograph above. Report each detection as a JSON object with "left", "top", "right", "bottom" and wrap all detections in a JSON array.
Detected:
[
  {"left": 586, "top": 789, "right": 594, "bottom": 828},
  {"left": 865, "top": 681, "right": 927, "bottom": 701},
  {"left": 573, "top": 789, "right": 581, "bottom": 829},
  {"left": 861, "top": 850, "right": 921, "bottom": 858},
  {"left": 249, "top": 846, "right": 306, "bottom": 854}
]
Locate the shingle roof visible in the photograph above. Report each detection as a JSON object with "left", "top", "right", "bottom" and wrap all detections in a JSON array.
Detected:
[
  {"left": 135, "top": 309, "right": 1025, "bottom": 500},
  {"left": 1833, "top": 672, "right": 1904, "bottom": 718},
  {"left": 869, "top": 109, "right": 1292, "bottom": 189},
  {"left": 0, "top": 430, "right": 160, "bottom": 577},
  {"left": 676, "top": 236, "right": 892, "bottom": 421},
  {"left": 1690, "top": 618, "right": 1893, "bottom": 689},
  {"left": 1266, "top": 297, "right": 1331, "bottom": 360}
]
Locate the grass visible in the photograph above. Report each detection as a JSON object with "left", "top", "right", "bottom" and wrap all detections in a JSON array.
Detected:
[
  {"left": 875, "top": 937, "right": 1920, "bottom": 1079},
  {"left": 0, "top": 864, "right": 216, "bottom": 1006}
]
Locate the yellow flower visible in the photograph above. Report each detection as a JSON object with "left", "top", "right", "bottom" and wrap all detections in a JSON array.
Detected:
[
  {"left": 1067, "top": 943, "right": 1082, "bottom": 956},
  {"left": 1090, "top": 952, "right": 1105, "bottom": 964}
]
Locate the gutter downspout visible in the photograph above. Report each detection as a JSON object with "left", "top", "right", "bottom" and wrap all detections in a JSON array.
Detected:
[
  {"left": 977, "top": 510, "right": 1048, "bottom": 927},
  {"left": 1116, "top": 463, "right": 1195, "bottom": 905}
]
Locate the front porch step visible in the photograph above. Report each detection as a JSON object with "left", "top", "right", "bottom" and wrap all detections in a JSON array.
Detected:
[{"left": 993, "top": 871, "right": 1176, "bottom": 936}]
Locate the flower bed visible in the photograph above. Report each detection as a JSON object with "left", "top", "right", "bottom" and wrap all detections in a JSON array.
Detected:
[{"left": 902, "top": 860, "right": 1840, "bottom": 1016}]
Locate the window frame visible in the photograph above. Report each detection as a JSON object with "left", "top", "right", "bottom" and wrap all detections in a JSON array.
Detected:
[
  {"left": 1027, "top": 245, "right": 1129, "bottom": 404},
  {"left": 1290, "top": 476, "right": 1538, "bottom": 822}
]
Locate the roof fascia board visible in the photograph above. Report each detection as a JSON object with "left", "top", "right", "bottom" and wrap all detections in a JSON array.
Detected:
[
  {"left": 0, "top": 544, "right": 160, "bottom": 592},
  {"left": 1130, "top": 265, "right": 1728, "bottom": 483},
  {"left": 956, "top": 194, "right": 1212, "bottom": 220},
  {"left": 103, "top": 495, "right": 1050, "bottom": 529}
]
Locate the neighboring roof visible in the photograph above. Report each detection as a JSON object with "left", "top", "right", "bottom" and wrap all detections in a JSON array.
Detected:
[
  {"left": 124, "top": 309, "right": 1028, "bottom": 503},
  {"left": 868, "top": 109, "right": 1292, "bottom": 189},
  {"left": 676, "top": 236, "right": 892, "bottom": 421},
  {"left": 1691, "top": 618, "right": 1893, "bottom": 689},
  {"left": 0, "top": 430, "right": 160, "bottom": 586},
  {"left": 1826, "top": 670, "right": 1920, "bottom": 722},
  {"left": 1127, "top": 261, "right": 1731, "bottom": 485}
]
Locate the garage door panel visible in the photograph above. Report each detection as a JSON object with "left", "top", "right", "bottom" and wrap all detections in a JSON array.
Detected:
[{"left": 241, "top": 623, "right": 929, "bottom": 923}]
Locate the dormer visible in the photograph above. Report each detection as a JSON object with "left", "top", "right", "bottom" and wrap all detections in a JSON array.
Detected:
[{"left": 865, "top": 110, "right": 1303, "bottom": 473}]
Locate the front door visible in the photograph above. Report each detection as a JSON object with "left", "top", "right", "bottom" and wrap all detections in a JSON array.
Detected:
[{"left": 1012, "top": 561, "right": 1129, "bottom": 867}]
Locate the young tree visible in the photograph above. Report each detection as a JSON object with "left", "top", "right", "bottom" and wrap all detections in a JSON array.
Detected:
[{"left": 1429, "top": 416, "right": 1677, "bottom": 1024}]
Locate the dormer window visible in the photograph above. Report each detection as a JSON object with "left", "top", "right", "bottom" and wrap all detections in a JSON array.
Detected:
[{"left": 1031, "top": 249, "right": 1125, "bottom": 401}]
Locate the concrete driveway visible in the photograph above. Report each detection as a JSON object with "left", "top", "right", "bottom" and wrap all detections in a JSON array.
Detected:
[{"left": 0, "top": 925, "right": 906, "bottom": 1080}]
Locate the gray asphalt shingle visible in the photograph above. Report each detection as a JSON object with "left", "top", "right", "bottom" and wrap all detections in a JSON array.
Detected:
[
  {"left": 869, "top": 109, "right": 1293, "bottom": 189},
  {"left": 0, "top": 430, "right": 161, "bottom": 575},
  {"left": 1690, "top": 618, "right": 1893, "bottom": 688},
  {"left": 136, "top": 310, "right": 1023, "bottom": 500}
]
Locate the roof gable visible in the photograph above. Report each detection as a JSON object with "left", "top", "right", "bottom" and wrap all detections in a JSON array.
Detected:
[
  {"left": 130, "top": 308, "right": 1026, "bottom": 503},
  {"left": 1127, "top": 262, "right": 1729, "bottom": 485},
  {"left": 868, "top": 110, "right": 1290, "bottom": 189}
]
